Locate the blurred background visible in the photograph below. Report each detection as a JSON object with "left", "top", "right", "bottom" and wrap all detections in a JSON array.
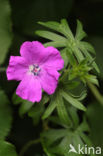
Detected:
[{"left": 0, "top": 0, "right": 103, "bottom": 155}]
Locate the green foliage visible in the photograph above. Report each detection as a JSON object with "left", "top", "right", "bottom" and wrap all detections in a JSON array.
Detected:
[
  {"left": 35, "top": 19, "right": 100, "bottom": 156},
  {"left": 12, "top": 93, "right": 34, "bottom": 116},
  {"left": 89, "top": 36, "right": 103, "bottom": 78},
  {"left": 69, "top": 59, "right": 99, "bottom": 85},
  {"left": 0, "top": 90, "right": 12, "bottom": 140},
  {"left": 0, "top": 0, "right": 12, "bottom": 64},
  {"left": 42, "top": 97, "right": 56, "bottom": 120},
  {"left": 86, "top": 102, "right": 103, "bottom": 147},
  {"left": 0, "top": 141, "right": 17, "bottom": 156},
  {"left": 61, "top": 90, "right": 86, "bottom": 111},
  {"left": 37, "top": 19, "right": 99, "bottom": 73},
  {"left": 56, "top": 91, "right": 71, "bottom": 127},
  {"left": 28, "top": 94, "right": 49, "bottom": 125},
  {"left": 41, "top": 118, "right": 91, "bottom": 156},
  {"left": 0, "top": 91, "right": 17, "bottom": 155}
]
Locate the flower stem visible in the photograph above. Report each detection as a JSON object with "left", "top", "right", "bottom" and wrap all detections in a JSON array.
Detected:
[
  {"left": 19, "top": 138, "right": 41, "bottom": 156},
  {"left": 87, "top": 82, "right": 103, "bottom": 106}
]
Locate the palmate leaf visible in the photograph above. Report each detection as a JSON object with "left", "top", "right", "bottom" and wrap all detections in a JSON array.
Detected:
[
  {"left": 38, "top": 19, "right": 74, "bottom": 39},
  {"left": 41, "top": 119, "right": 92, "bottom": 156},
  {"left": 41, "top": 129, "right": 68, "bottom": 146},
  {"left": 37, "top": 19, "right": 99, "bottom": 73},
  {"left": 42, "top": 89, "right": 86, "bottom": 128},
  {"left": 41, "top": 129, "right": 69, "bottom": 156},
  {"left": 0, "top": 90, "right": 12, "bottom": 140},
  {"left": 42, "top": 91, "right": 71, "bottom": 127}
]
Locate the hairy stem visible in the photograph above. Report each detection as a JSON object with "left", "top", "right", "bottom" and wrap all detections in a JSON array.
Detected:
[
  {"left": 88, "top": 82, "right": 103, "bottom": 106},
  {"left": 19, "top": 138, "right": 41, "bottom": 156}
]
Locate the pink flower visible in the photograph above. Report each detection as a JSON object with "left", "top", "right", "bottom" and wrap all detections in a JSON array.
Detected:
[{"left": 6, "top": 41, "right": 64, "bottom": 102}]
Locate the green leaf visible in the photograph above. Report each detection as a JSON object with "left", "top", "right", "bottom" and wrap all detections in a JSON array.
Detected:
[
  {"left": 62, "top": 81, "right": 80, "bottom": 91},
  {"left": 77, "top": 117, "right": 90, "bottom": 133},
  {"left": 69, "top": 90, "right": 87, "bottom": 101},
  {"left": 80, "top": 133, "right": 92, "bottom": 146},
  {"left": 28, "top": 103, "right": 44, "bottom": 125},
  {"left": 19, "top": 101, "right": 34, "bottom": 116},
  {"left": 75, "top": 20, "right": 87, "bottom": 41},
  {"left": 49, "top": 116, "right": 65, "bottom": 127},
  {"left": 79, "top": 43, "right": 100, "bottom": 73},
  {"left": 44, "top": 41, "right": 66, "bottom": 48},
  {"left": 67, "top": 106, "right": 79, "bottom": 128},
  {"left": 41, "top": 129, "right": 68, "bottom": 146},
  {"left": 66, "top": 48, "right": 76, "bottom": 66},
  {"left": 89, "top": 36, "right": 103, "bottom": 77},
  {"left": 38, "top": 21, "right": 60, "bottom": 32},
  {"left": 85, "top": 74, "right": 99, "bottom": 86},
  {"left": 60, "top": 48, "right": 69, "bottom": 68},
  {"left": 60, "top": 19, "right": 74, "bottom": 39},
  {"left": 0, "top": 91, "right": 12, "bottom": 140},
  {"left": 80, "top": 41, "right": 96, "bottom": 54},
  {"left": 0, "top": 0, "right": 13, "bottom": 64},
  {"left": 41, "top": 138, "right": 56, "bottom": 156},
  {"left": 61, "top": 90, "right": 86, "bottom": 111},
  {"left": 37, "top": 19, "right": 99, "bottom": 75},
  {"left": 12, "top": 93, "right": 23, "bottom": 105},
  {"left": 42, "top": 98, "right": 56, "bottom": 120},
  {"left": 72, "top": 134, "right": 84, "bottom": 151},
  {"left": 0, "top": 141, "right": 17, "bottom": 156},
  {"left": 56, "top": 91, "right": 71, "bottom": 126},
  {"left": 36, "top": 30, "right": 67, "bottom": 43},
  {"left": 86, "top": 102, "right": 103, "bottom": 147},
  {"left": 73, "top": 46, "right": 84, "bottom": 62},
  {"left": 28, "top": 94, "right": 49, "bottom": 125},
  {"left": 12, "top": 93, "right": 34, "bottom": 115},
  {"left": 38, "top": 19, "right": 74, "bottom": 39}
]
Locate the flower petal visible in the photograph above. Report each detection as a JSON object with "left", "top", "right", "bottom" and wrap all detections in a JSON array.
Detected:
[
  {"left": 39, "top": 69, "right": 58, "bottom": 95},
  {"left": 44, "top": 67, "right": 60, "bottom": 80},
  {"left": 16, "top": 75, "right": 42, "bottom": 102},
  {"left": 20, "top": 41, "right": 45, "bottom": 64},
  {"left": 6, "top": 56, "right": 28, "bottom": 81},
  {"left": 41, "top": 46, "right": 64, "bottom": 70},
  {"left": 20, "top": 41, "right": 64, "bottom": 70}
]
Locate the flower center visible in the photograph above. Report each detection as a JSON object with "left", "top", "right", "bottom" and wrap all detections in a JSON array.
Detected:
[{"left": 29, "top": 64, "right": 41, "bottom": 75}]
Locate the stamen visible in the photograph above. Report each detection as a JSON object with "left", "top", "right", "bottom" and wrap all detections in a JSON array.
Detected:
[{"left": 29, "top": 64, "right": 41, "bottom": 75}]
